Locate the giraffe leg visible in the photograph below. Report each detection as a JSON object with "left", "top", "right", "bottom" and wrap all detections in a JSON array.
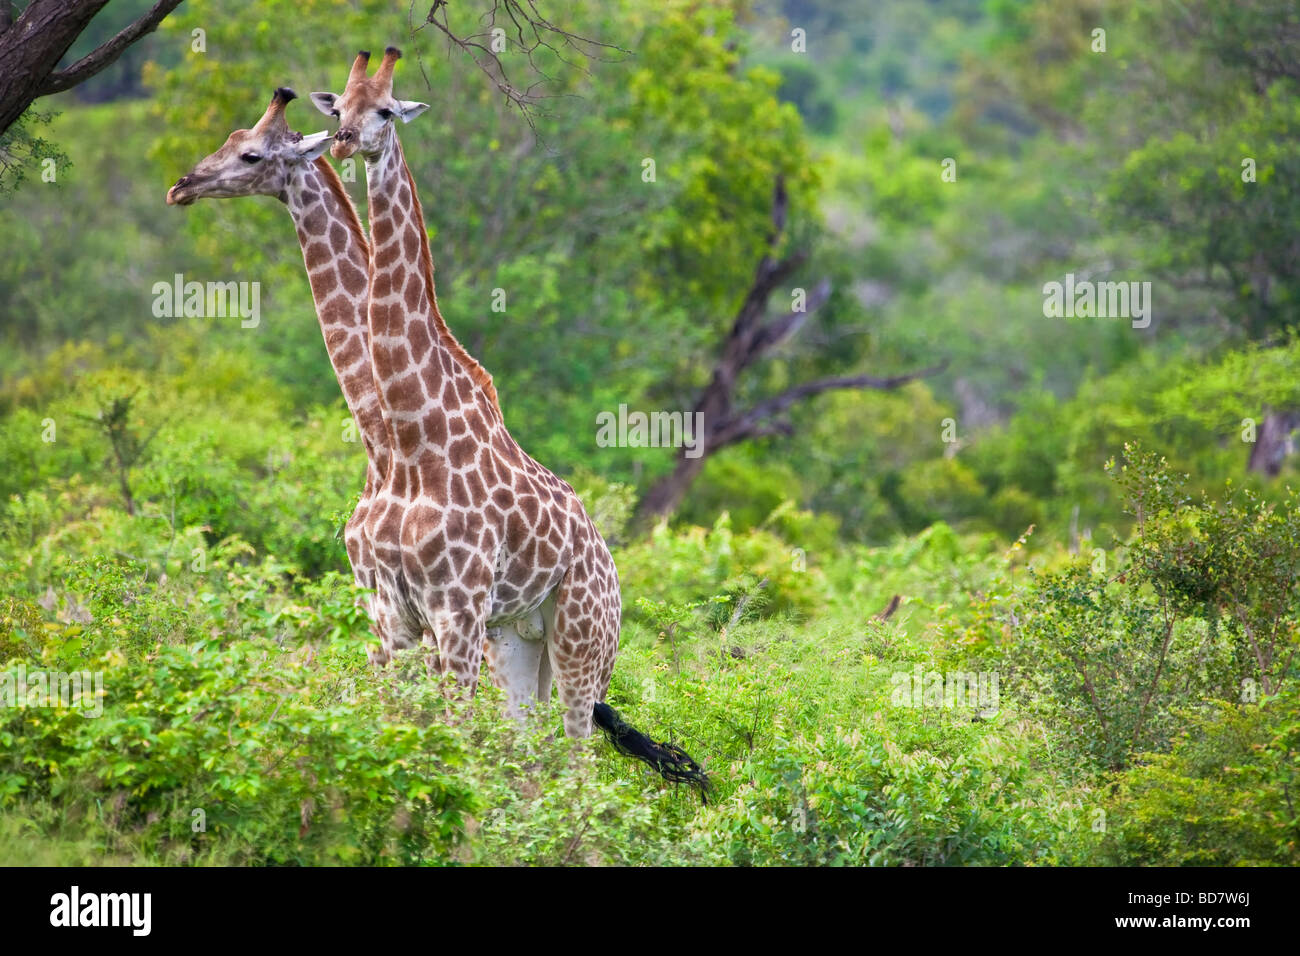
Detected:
[
  {"left": 485, "top": 612, "right": 546, "bottom": 718},
  {"left": 422, "top": 597, "right": 488, "bottom": 697},
  {"left": 343, "top": 503, "right": 390, "bottom": 666},
  {"left": 536, "top": 630, "right": 554, "bottom": 704},
  {"left": 370, "top": 564, "right": 423, "bottom": 669},
  {"left": 547, "top": 567, "right": 620, "bottom": 739}
]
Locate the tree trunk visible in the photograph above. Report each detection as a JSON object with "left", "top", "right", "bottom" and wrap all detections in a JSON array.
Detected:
[
  {"left": 0, "top": 0, "right": 183, "bottom": 136},
  {"left": 1247, "top": 408, "right": 1300, "bottom": 477},
  {"left": 632, "top": 177, "right": 946, "bottom": 530}
]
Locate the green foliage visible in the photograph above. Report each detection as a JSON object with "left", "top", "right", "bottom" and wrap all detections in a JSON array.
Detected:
[
  {"left": 0, "top": 106, "right": 69, "bottom": 195},
  {"left": 1098, "top": 687, "right": 1300, "bottom": 865},
  {"left": 618, "top": 512, "right": 829, "bottom": 625},
  {"left": 1, "top": 0, "right": 1297, "bottom": 868},
  {"left": 1008, "top": 564, "right": 1221, "bottom": 773}
]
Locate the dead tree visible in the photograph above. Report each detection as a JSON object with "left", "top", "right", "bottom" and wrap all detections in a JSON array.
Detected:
[
  {"left": 635, "top": 176, "right": 946, "bottom": 527},
  {"left": 1247, "top": 407, "right": 1300, "bottom": 477},
  {"left": 0, "top": 0, "right": 184, "bottom": 136}
]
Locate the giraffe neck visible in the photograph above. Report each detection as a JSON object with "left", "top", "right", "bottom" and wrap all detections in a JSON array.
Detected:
[
  {"left": 365, "top": 131, "right": 500, "bottom": 462},
  {"left": 283, "top": 157, "right": 388, "bottom": 478}
]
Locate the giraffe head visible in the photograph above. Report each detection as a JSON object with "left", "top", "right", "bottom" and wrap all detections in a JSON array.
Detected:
[
  {"left": 311, "top": 47, "right": 429, "bottom": 161},
  {"left": 165, "top": 88, "right": 334, "bottom": 206}
]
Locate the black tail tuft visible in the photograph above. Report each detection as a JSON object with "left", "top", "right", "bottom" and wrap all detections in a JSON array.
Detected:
[{"left": 593, "top": 702, "right": 711, "bottom": 803}]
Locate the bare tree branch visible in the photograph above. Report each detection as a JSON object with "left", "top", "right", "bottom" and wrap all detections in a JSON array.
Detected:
[
  {"left": 409, "top": 0, "right": 630, "bottom": 130},
  {"left": 710, "top": 362, "right": 950, "bottom": 452}
]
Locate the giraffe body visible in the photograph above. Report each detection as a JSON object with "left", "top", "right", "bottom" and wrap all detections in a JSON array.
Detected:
[{"left": 316, "top": 50, "right": 621, "bottom": 734}]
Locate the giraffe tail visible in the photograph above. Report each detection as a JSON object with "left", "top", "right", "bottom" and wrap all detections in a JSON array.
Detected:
[{"left": 592, "top": 702, "right": 711, "bottom": 804}]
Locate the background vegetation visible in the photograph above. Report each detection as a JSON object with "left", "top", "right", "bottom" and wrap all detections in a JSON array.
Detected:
[{"left": 0, "top": 0, "right": 1296, "bottom": 865}]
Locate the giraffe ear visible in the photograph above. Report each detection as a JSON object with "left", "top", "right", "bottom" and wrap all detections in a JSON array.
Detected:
[
  {"left": 393, "top": 99, "right": 430, "bottom": 123},
  {"left": 294, "top": 131, "right": 334, "bottom": 161},
  {"left": 310, "top": 92, "right": 338, "bottom": 116}
]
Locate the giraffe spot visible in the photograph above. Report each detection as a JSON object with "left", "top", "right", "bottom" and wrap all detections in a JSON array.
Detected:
[
  {"left": 495, "top": 488, "right": 517, "bottom": 514},
  {"left": 311, "top": 267, "right": 340, "bottom": 296},
  {"left": 479, "top": 449, "right": 499, "bottom": 486},
  {"left": 426, "top": 554, "right": 452, "bottom": 584},
  {"left": 373, "top": 217, "right": 395, "bottom": 244},
  {"left": 492, "top": 431, "right": 522, "bottom": 466},
  {"left": 518, "top": 495, "right": 540, "bottom": 522},
  {"left": 334, "top": 332, "right": 363, "bottom": 367},
  {"left": 392, "top": 417, "right": 422, "bottom": 451},
  {"left": 408, "top": 318, "right": 432, "bottom": 365},
  {"left": 302, "top": 207, "right": 328, "bottom": 235},
  {"left": 447, "top": 546, "right": 471, "bottom": 574},
  {"left": 402, "top": 227, "right": 420, "bottom": 262},
  {"left": 448, "top": 436, "right": 477, "bottom": 470},
  {"left": 450, "top": 473, "right": 470, "bottom": 507},
  {"left": 329, "top": 223, "right": 348, "bottom": 248},
  {"left": 466, "top": 470, "right": 487, "bottom": 501},
  {"left": 403, "top": 274, "right": 424, "bottom": 311},
  {"left": 372, "top": 273, "right": 394, "bottom": 299},
  {"left": 416, "top": 451, "right": 450, "bottom": 503},
  {"left": 449, "top": 414, "right": 467, "bottom": 437},
  {"left": 444, "top": 507, "right": 467, "bottom": 540},
  {"left": 338, "top": 260, "right": 367, "bottom": 294},
  {"left": 304, "top": 240, "right": 331, "bottom": 269},
  {"left": 422, "top": 412, "right": 448, "bottom": 449},
  {"left": 371, "top": 501, "right": 403, "bottom": 541},
  {"left": 387, "top": 344, "right": 412, "bottom": 374},
  {"left": 441, "top": 380, "right": 460, "bottom": 409},
  {"left": 456, "top": 375, "right": 477, "bottom": 404},
  {"left": 465, "top": 560, "right": 492, "bottom": 589},
  {"left": 375, "top": 241, "right": 400, "bottom": 269}
]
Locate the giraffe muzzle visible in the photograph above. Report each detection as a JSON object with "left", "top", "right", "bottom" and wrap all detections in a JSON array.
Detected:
[
  {"left": 166, "top": 175, "right": 196, "bottom": 206},
  {"left": 331, "top": 128, "right": 359, "bottom": 160}
]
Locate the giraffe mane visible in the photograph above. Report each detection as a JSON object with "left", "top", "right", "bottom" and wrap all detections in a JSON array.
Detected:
[
  {"left": 400, "top": 160, "right": 502, "bottom": 415},
  {"left": 312, "top": 156, "right": 369, "bottom": 261}
]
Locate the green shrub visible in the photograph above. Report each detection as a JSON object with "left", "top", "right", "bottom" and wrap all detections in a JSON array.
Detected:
[{"left": 1097, "top": 687, "right": 1300, "bottom": 865}]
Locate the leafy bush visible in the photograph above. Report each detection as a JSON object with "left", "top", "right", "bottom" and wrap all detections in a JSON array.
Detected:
[{"left": 1097, "top": 687, "right": 1300, "bottom": 865}]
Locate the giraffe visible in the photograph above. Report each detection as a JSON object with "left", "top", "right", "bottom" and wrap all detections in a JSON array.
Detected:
[
  {"left": 164, "top": 88, "right": 390, "bottom": 657},
  {"left": 312, "top": 48, "right": 707, "bottom": 793}
]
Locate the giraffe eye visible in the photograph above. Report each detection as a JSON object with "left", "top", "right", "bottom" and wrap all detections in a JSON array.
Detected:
[
  {"left": 239, "top": 152, "right": 262, "bottom": 164},
  {"left": 377, "top": 108, "right": 393, "bottom": 120}
]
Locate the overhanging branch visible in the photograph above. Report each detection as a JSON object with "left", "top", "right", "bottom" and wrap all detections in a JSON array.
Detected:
[
  {"left": 39, "top": 0, "right": 185, "bottom": 96},
  {"left": 710, "top": 361, "right": 950, "bottom": 451}
]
